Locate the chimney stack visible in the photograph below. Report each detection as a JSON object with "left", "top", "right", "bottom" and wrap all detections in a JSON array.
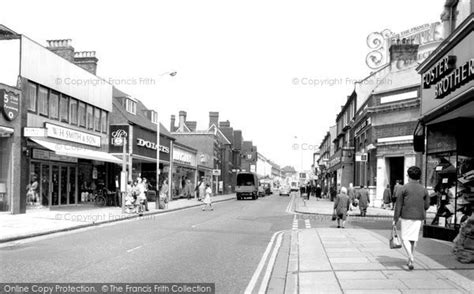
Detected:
[
  {"left": 178, "top": 111, "right": 187, "bottom": 131},
  {"left": 389, "top": 38, "right": 419, "bottom": 69},
  {"left": 170, "top": 115, "right": 176, "bottom": 132},
  {"left": 47, "top": 39, "right": 74, "bottom": 62},
  {"left": 209, "top": 111, "right": 219, "bottom": 127},
  {"left": 219, "top": 120, "right": 231, "bottom": 128},
  {"left": 74, "top": 51, "right": 99, "bottom": 75},
  {"left": 186, "top": 121, "right": 197, "bottom": 131}
]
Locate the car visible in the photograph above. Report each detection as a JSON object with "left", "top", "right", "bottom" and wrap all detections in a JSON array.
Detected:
[
  {"left": 280, "top": 185, "right": 291, "bottom": 196},
  {"left": 258, "top": 185, "right": 265, "bottom": 197},
  {"left": 235, "top": 172, "right": 259, "bottom": 200},
  {"left": 262, "top": 182, "right": 272, "bottom": 195}
]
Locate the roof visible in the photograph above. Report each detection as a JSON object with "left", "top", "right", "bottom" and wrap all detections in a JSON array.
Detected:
[
  {"left": 372, "top": 65, "right": 420, "bottom": 94},
  {"left": 112, "top": 88, "right": 173, "bottom": 139}
]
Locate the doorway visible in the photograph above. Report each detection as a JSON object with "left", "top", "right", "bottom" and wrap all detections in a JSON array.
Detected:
[
  {"left": 388, "top": 157, "right": 404, "bottom": 192},
  {"left": 30, "top": 162, "right": 78, "bottom": 207}
]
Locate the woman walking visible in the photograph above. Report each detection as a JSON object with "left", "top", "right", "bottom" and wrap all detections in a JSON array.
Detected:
[
  {"left": 357, "top": 185, "right": 370, "bottom": 217},
  {"left": 393, "top": 166, "right": 430, "bottom": 270},
  {"left": 334, "top": 187, "right": 350, "bottom": 228},
  {"left": 202, "top": 183, "right": 213, "bottom": 211}
]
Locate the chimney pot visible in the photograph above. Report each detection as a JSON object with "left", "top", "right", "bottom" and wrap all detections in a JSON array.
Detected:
[{"left": 178, "top": 111, "right": 187, "bottom": 131}]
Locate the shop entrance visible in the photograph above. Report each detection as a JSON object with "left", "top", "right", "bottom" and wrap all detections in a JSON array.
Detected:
[
  {"left": 388, "top": 157, "right": 404, "bottom": 191},
  {"left": 30, "top": 161, "right": 77, "bottom": 208}
]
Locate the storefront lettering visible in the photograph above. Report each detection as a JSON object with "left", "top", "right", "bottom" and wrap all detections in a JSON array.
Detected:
[
  {"left": 46, "top": 123, "right": 101, "bottom": 147},
  {"left": 173, "top": 148, "right": 196, "bottom": 166},
  {"left": 136, "top": 138, "right": 170, "bottom": 153},
  {"left": 423, "top": 55, "right": 456, "bottom": 88},
  {"left": 433, "top": 59, "right": 474, "bottom": 99},
  {"left": 111, "top": 129, "right": 128, "bottom": 146}
]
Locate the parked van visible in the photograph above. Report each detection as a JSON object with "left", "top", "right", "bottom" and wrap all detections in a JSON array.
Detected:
[{"left": 236, "top": 172, "right": 259, "bottom": 200}]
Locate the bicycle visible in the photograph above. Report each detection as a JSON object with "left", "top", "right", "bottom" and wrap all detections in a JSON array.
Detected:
[{"left": 91, "top": 188, "right": 107, "bottom": 207}]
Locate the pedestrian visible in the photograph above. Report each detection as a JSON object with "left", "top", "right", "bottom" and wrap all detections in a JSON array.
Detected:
[
  {"left": 198, "top": 178, "right": 206, "bottom": 201},
  {"left": 357, "top": 185, "right": 370, "bottom": 217},
  {"left": 334, "top": 187, "right": 350, "bottom": 228},
  {"left": 185, "top": 179, "right": 193, "bottom": 200},
  {"left": 393, "top": 166, "right": 430, "bottom": 271},
  {"left": 348, "top": 183, "right": 355, "bottom": 210},
  {"left": 26, "top": 174, "right": 39, "bottom": 206},
  {"left": 202, "top": 183, "right": 213, "bottom": 211},
  {"left": 383, "top": 184, "right": 392, "bottom": 209},
  {"left": 160, "top": 180, "right": 169, "bottom": 209},
  {"left": 330, "top": 186, "right": 337, "bottom": 202},
  {"left": 141, "top": 178, "right": 150, "bottom": 211},
  {"left": 315, "top": 185, "right": 322, "bottom": 200},
  {"left": 392, "top": 180, "right": 402, "bottom": 210}
]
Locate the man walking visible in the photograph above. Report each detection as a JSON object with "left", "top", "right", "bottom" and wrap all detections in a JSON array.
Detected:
[
  {"left": 392, "top": 180, "right": 402, "bottom": 210},
  {"left": 348, "top": 183, "right": 355, "bottom": 210},
  {"left": 357, "top": 185, "right": 370, "bottom": 217}
]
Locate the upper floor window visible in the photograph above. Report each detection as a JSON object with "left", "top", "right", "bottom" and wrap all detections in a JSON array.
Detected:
[
  {"left": 101, "top": 110, "right": 107, "bottom": 133},
  {"left": 86, "top": 105, "right": 94, "bottom": 130},
  {"left": 94, "top": 107, "right": 101, "bottom": 132},
  {"left": 78, "top": 102, "right": 86, "bottom": 127},
  {"left": 126, "top": 99, "right": 136, "bottom": 114},
  {"left": 38, "top": 86, "right": 49, "bottom": 116},
  {"left": 59, "top": 95, "right": 69, "bottom": 123},
  {"left": 70, "top": 99, "right": 78, "bottom": 125},
  {"left": 27, "top": 82, "right": 37, "bottom": 112},
  {"left": 49, "top": 91, "right": 59, "bottom": 120},
  {"left": 151, "top": 111, "right": 158, "bottom": 124}
]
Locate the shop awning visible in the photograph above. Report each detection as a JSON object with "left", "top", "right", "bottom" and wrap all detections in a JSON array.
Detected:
[{"left": 31, "top": 138, "right": 122, "bottom": 164}]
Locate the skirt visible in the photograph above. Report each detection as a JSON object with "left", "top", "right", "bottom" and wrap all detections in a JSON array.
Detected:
[{"left": 401, "top": 219, "right": 422, "bottom": 241}]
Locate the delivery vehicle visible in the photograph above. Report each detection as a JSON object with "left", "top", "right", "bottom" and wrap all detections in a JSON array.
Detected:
[
  {"left": 236, "top": 172, "right": 259, "bottom": 200},
  {"left": 290, "top": 180, "right": 299, "bottom": 192},
  {"left": 279, "top": 185, "right": 291, "bottom": 196}
]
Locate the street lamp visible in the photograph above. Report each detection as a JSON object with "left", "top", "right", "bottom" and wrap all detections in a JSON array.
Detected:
[{"left": 156, "top": 71, "right": 177, "bottom": 209}]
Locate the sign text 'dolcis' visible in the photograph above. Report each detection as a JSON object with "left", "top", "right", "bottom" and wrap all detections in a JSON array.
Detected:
[{"left": 136, "top": 138, "right": 170, "bottom": 153}]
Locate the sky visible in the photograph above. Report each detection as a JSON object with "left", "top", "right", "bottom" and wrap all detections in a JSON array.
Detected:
[{"left": 2, "top": 0, "right": 446, "bottom": 171}]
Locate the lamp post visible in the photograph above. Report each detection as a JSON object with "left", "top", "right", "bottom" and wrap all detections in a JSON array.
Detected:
[{"left": 155, "top": 71, "right": 177, "bottom": 209}]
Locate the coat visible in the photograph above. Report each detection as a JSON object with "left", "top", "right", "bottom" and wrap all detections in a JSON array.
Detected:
[
  {"left": 334, "top": 193, "right": 350, "bottom": 216},
  {"left": 357, "top": 188, "right": 370, "bottom": 209},
  {"left": 383, "top": 188, "right": 392, "bottom": 204}
]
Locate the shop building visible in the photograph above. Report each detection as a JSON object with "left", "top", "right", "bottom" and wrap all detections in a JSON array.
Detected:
[
  {"left": 0, "top": 26, "right": 121, "bottom": 213},
  {"left": 172, "top": 142, "right": 198, "bottom": 198},
  {"left": 317, "top": 128, "right": 333, "bottom": 193},
  {"left": 241, "top": 141, "right": 258, "bottom": 173},
  {"left": 416, "top": 6, "right": 474, "bottom": 241},
  {"left": 109, "top": 87, "right": 174, "bottom": 197},
  {"left": 325, "top": 125, "right": 338, "bottom": 195}
]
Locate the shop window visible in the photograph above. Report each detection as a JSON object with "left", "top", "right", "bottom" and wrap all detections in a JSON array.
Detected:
[
  {"left": 69, "top": 99, "right": 78, "bottom": 125},
  {"left": 38, "top": 86, "right": 48, "bottom": 116},
  {"left": 101, "top": 110, "right": 107, "bottom": 133},
  {"left": 94, "top": 107, "right": 101, "bottom": 132},
  {"left": 27, "top": 82, "right": 37, "bottom": 112},
  {"left": 59, "top": 94, "right": 69, "bottom": 123},
  {"left": 86, "top": 105, "right": 94, "bottom": 130},
  {"left": 49, "top": 91, "right": 59, "bottom": 120},
  {"left": 78, "top": 102, "right": 86, "bottom": 127},
  {"left": 126, "top": 99, "right": 136, "bottom": 115}
]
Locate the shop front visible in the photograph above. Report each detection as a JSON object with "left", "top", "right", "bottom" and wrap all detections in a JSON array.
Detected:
[
  {"left": 416, "top": 14, "right": 474, "bottom": 241},
  {"left": 171, "top": 143, "right": 197, "bottom": 199},
  {"left": 109, "top": 124, "right": 172, "bottom": 193},
  {"left": 25, "top": 123, "right": 121, "bottom": 208}
]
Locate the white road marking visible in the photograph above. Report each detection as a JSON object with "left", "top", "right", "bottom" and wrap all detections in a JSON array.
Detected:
[
  {"left": 258, "top": 231, "right": 284, "bottom": 294},
  {"left": 305, "top": 219, "right": 311, "bottom": 229},
  {"left": 244, "top": 230, "right": 283, "bottom": 294},
  {"left": 285, "top": 193, "right": 296, "bottom": 214},
  {"left": 126, "top": 245, "right": 142, "bottom": 253},
  {"left": 292, "top": 215, "right": 298, "bottom": 230}
]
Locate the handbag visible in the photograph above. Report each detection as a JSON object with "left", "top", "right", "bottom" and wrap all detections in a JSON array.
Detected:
[
  {"left": 389, "top": 225, "right": 402, "bottom": 249},
  {"left": 331, "top": 210, "right": 337, "bottom": 221}
]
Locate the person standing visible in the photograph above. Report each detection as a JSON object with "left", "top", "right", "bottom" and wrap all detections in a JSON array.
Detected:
[
  {"left": 357, "top": 185, "right": 370, "bottom": 217},
  {"left": 198, "top": 179, "right": 206, "bottom": 201},
  {"left": 393, "top": 166, "right": 430, "bottom": 270},
  {"left": 383, "top": 184, "right": 392, "bottom": 209},
  {"left": 202, "top": 183, "right": 213, "bottom": 211},
  {"left": 160, "top": 180, "right": 169, "bottom": 209},
  {"left": 334, "top": 187, "right": 350, "bottom": 228},
  {"left": 185, "top": 178, "right": 193, "bottom": 200},
  {"left": 315, "top": 185, "right": 322, "bottom": 200},
  {"left": 392, "top": 180, "right": 402, "bottom": 210}
]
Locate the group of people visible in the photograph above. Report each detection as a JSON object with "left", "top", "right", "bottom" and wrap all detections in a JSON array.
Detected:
[
  {"left": 299, "top": 182, "right": 323, "bottom": 200},
  {"left": 382, "top": 180, "right": 403, "bottom": 210},
  {"left": 125, "top": 177, "right": 151, "bottom": 214},
  {"left": 332, "top": 166, "right": 430, "bottom": 271}
]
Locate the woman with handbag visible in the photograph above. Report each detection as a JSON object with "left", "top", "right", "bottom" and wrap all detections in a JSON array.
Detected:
[
  {"left": 333, "top": 187, "right": 350, "bottom": 228},
  {"left": 393, "top": 166, "right": 430, "bottom": 270}
]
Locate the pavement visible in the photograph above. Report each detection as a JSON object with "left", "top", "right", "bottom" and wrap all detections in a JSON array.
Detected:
[
  {"left": 266, "top": 194, "right": 474, "bottom": 294},
  {"left": 0, "top": 194, "right": 235, "bottom": 243},
  {"left": 293, "top": 194, "right": 437, "bottom": 218}
]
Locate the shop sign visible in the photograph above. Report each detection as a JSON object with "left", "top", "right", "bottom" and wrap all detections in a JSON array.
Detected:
[
  {"left": 0, "top": 89, "right": 19, "bottom": 121},
  {"left": 212, "top": 169, "right": 221, "bottom": 176},
  {"left": 24, "top": 127, "right": 46, "bottom": 137},
  {"left": 173, "top": 148, "right": 196, "bottom": 166},
  {"left": 136, "top": 138, "right": 170, "bottom": 153},
  {"left": 355, "top": 117, "right": 371, "bottom": 135},
  {"left": 46, "top": 123, "right": 101, "bottom": 147},
  {"left": 423, "top": 56, "right": 474, "bottom": 99},
  {"left": 356, "top": 153, "right": 368, "bottom": 162},
  {"left": 111, "top": 128, "right": 128, "bottom": 146},
  {"left": 32, "top": 148, "right": 78, "bottom": 163}
]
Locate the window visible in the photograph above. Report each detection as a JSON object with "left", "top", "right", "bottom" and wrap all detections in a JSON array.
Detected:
[
  {"left": 49, "top": 91, "right": 59, "bottom": 119},
  {"left": 27, "top": 82, "right": 37, "bottom": 112},
  {"left": 78, "top": 102, "right": 86, "bottom": 127},
  {"left": 38, "top": 86, "right": 48, "bottom": 116},
  {"left": 70, "top": 99, "right": 78, "bottom": 125},
  {"left": 126, "top": 99, "right": 136, "bottom": 114},
  {"left": 59, "top": 95, "right": 69, "bottom": 122},
  {"left": 86, "top": 105, "right": 94, "bottom": 130},
  {"left": 94, "top": 107, "right": 101, "bottom": 131},
  {"left": 101, "top": 110, "right": 107, "bottom": 133},
  {"left": 151, "top": 111, "right": 158, "bottom": 124}
]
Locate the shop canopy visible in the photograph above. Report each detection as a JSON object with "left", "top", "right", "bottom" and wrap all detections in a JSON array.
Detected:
[{"left": 31, "top": 138, "right": 122, "bottom": 164}]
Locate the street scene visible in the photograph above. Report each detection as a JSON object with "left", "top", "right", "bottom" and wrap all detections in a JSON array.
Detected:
[{"left": 1, "top": 0, "right": 474, "bottom": 293}]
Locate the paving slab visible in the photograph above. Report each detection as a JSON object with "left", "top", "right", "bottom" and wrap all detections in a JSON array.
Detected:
[
  {"left": 339, "top": 279, "right": 408, "bottom": 290},
  {"left": 329, "top": 257, "right": 371, "bottom": 264},
  {"left": 299, "top": 272, "right": 342, "bottom": 294},
  {"left": 335, "top": 270, "right": 387, "bottom": 280},
  {"left": 331, "top": 263, "right": 386, "bottom": 271},
  {"left": 344, "top": 290, "right": 402, "bottom": 294},
  {"left": 401, "top": 278, "right": 463, "bottom": 290}
]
